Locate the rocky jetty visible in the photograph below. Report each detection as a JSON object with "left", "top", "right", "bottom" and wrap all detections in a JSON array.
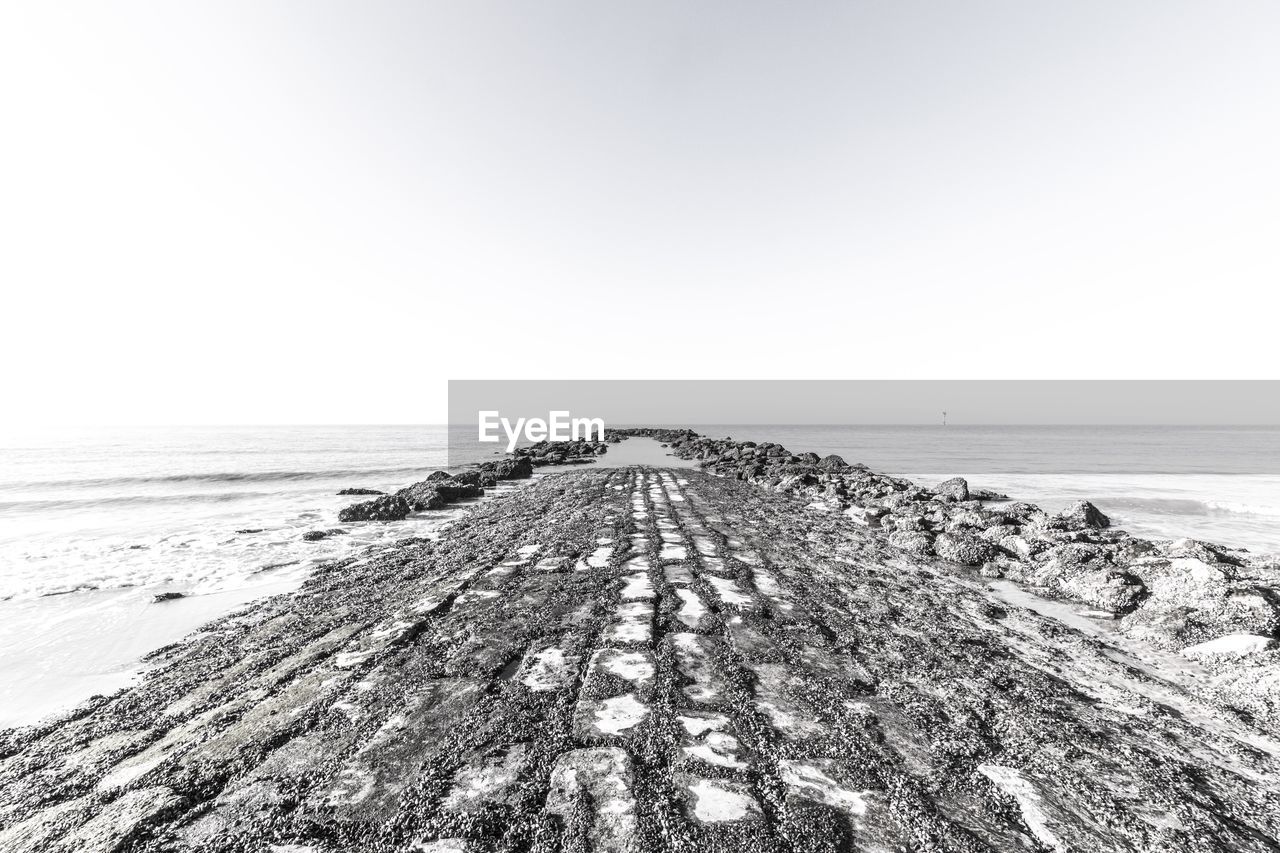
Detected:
[
  {"left": 338, "top": 473, "right": 488, "bottom": 523},
  {"left": 1, "top": 467, "right": 1277, "bottom": 852},
  {"left": 337, "top": 488, "right": 385, "bottom": 496},
  {"left": 513, "top": 438, "right": 612, "bottom": 467},
  {"left": 483, "top": 457, "right": 534, "bottom": 481},
  {"left": 638, "top": 430, "right": 1280, "bottom": 655}
]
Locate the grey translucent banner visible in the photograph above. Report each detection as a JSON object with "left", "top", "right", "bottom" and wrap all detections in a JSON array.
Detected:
[{"left": 447, "top": 380, "right": 1280, "bottom": 475}]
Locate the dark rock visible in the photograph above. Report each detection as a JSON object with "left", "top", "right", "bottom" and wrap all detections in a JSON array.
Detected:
[
  {"left": 302, "top": 530, "right": 330, "bottom": 541},
  {"left": 494, "top": 458, "right": 534, "bottom": 480},
  {"left": 425, "top": 471, "right": 454, "bottom": 482},
  {"left": 339, "top": 495, "right": 412, "bottom": 522},
  {"left": 152, "top": 592, "right": 185, "bottom": 603},
  {"left": 337, "top": 488, "right": 385, "bottom": 496},
  {"left": 433, "top": 482, "right": 484, "bottom": 501},
  {"left": 513, "top": 439, "right": 604, "bottom": 466},
  {"left": 398, "top": 481, "right": 448, "bottom": 511},
  {"left": 451, "top": 471, "right": 483, "bottom": 487},
  {"left": 235, "top": 528, "right": 265, "bottom": 534},
  {"left": 1049, "top": 500, "right": 1111, "bottom": 530},
  {"left": 969, "top": 487, "right": 1010, "bottom": 501},
  {"left": 817, "top": 454, "right": 848, "bottom": 471},
  {"left": 255, "top": 560, "right": 300, "bottom": 573}
]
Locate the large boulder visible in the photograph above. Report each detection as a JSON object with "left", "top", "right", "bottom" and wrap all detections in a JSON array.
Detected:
[
  {"left": 1048, "top": 500, "right": 1111, "bottom": 530},
  {"left": 1120, "top": 555, "right": 1280, "bottom": 648},
  {"left": 435, "top": 481, "right": 484, "bottom": 500},
  {"left": 337, "top": 487, "right": 384, "bottom": 496},
  {"left": 1002, "top": 502, "right": 1048, "bottom": 525},
  {"left": 817, "top": 454, "right": 848, "bottom": 471},
  {"left": 494, "top": 458, "right": 534, "bottom": 480},
  {"left": 398, "top": 482, "right": 447, "bottom": 511},
  {"left": 339, "top": 495, "right": 411, "bottom": 522},
  {"left": 934, "top": 477, "right": 970, "bottom": 502}
]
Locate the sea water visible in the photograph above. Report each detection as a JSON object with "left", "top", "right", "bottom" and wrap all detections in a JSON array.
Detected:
[{"left": 687, "top": 424, "right": 1280, "bottom": 555}]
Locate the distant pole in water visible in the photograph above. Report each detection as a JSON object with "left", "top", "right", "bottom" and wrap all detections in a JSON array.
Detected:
[{"left": 942, "top": 410, "right": 947, "bottom": 426}]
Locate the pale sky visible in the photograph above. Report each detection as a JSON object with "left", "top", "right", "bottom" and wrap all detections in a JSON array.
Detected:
[{"left": 2, "top": 2, "right": 1277, "bottom": 424}]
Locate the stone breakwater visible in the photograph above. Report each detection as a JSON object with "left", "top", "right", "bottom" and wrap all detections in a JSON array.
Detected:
[
  {"left": 337, "top": 438, "right": 619, "bottom": 524},
  {"left": 2, "top": 467, "right": 1278, "bottom": 852},
  {"left": 337, "top": 460, "right": 536, "bottom": 523},
  {"left": 513, "top": 437, "right": 619, "bottom": 467},
  {"left": 615, "top": 428, "right": 1280, "bottom": 657}
]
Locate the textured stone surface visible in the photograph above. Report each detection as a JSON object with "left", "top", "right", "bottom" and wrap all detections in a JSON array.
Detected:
[{"left": 1, "top": 466, "right": 1278, "bottom": 852}]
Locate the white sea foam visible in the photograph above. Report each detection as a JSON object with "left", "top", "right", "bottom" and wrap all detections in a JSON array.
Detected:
[{"left": 0, "top": 426, "right": 503, "bottom": 600}]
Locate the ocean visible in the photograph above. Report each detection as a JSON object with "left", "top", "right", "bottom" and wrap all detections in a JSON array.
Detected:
[
  {"left": 1, "top": 423, "right": 1277, "bottom": 725},
  {"left": 2, "top": 424, "right": 1278, "bottom": 602},
  {"left": 692, "top": 424, "right": 1280, "bottom": 555}
]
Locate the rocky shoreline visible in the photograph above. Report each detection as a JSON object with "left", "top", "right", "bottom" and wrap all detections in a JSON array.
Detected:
[
  {"left": 337, "top": 460, "right": 534, "bottom": 523},
  {"left": 613, "top": 428, "right": 1280, "bottom": 653},
  {"left": 1, "top": 439, "right": 1278, "bottom": 852}
]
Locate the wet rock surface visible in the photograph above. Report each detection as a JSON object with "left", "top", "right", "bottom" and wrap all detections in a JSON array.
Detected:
[
  {"left": 2, "top": 466, "right": 1278, "bottom": 852},
  {"left": 303, "top": 529, "right": 348, "bottom": 542}
]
